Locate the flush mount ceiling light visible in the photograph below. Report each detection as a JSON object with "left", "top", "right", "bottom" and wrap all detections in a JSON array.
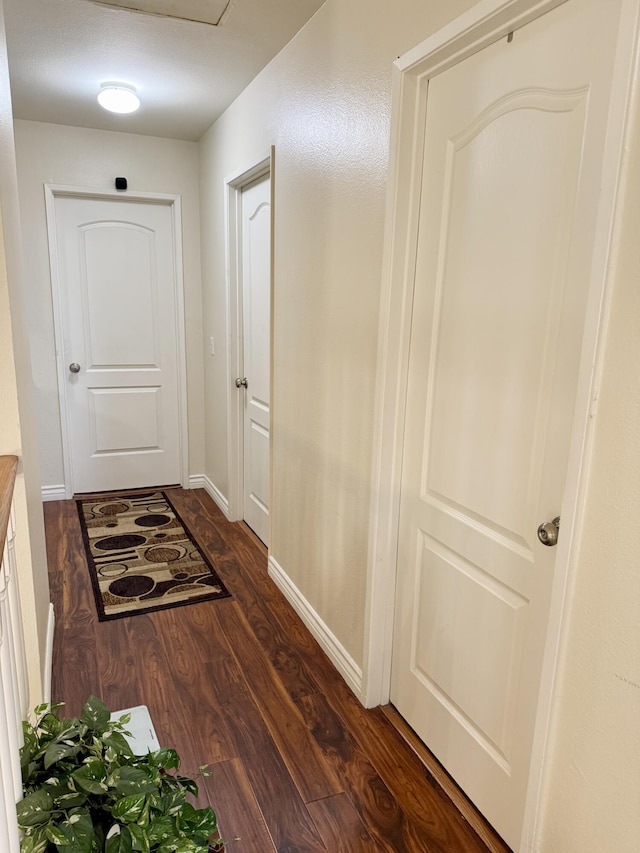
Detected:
[{"left": 97, "top": 83, "right": 140, "bottom": 114}]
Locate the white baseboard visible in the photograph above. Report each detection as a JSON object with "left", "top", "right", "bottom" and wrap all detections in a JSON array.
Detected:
[
  {"left": 43, "top": 603, "right": 55, "bottom": 705},
  {"left": 188, "top": 474, "right": 230, "bottom": 519},
  {"left": 268, "top": 556, "right": 363, "bottom": 699},
  {"left": 41, "top": 485, "right": 68, "bottom": 502}
]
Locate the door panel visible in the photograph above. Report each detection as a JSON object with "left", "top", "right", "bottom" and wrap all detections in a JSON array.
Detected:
[
  {"left": 241, "top": 175, "right": 271, "bottom": 544},
  {"left": 88, "top": 387, "right": 161, "bottom": 453},
  {"left": 425, "top": 92, "right": 586, "bottom": 538},
  {"left": 411, "top": 533, "right": 528, "bottom": 767},
  {"left": 52, "top": 195, "right": 183, "bottom": 493},
  {"left": 390, "top": 0, "right": 624, "bottom": 846},
  {"left": 82, "top": 223, "right": 159, "bottom": 366}
]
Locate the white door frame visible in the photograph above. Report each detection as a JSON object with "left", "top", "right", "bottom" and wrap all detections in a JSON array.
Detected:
[
  {"left": 45, "top": 184, "right": 190, "bottom": 499},
  {"left": 362, "top": 0, "right": 640, "bottom": 849},
  {"left": 224, "top": 150, "right": 274, "bottom": 526}
]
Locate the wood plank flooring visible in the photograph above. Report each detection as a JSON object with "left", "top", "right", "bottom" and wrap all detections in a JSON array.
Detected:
[{"left": 45, "top": 487, "right": 508, "bottom": 852}]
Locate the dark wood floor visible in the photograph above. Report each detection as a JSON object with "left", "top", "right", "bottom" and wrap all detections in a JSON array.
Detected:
[{"left": 45, "top": 487, "right": 503, "bottom": 852}]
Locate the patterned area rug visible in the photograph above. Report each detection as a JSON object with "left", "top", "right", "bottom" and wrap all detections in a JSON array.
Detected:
[{"left": 77, "top": 490, "right": 230, "bottom": 621}]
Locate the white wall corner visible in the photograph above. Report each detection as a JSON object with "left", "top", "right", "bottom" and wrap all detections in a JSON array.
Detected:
[
  {"left": 188, "top": 474, "right": 230, "bottom": 519},
  {"left": 41, "top": 485, "right": 69, "bottom": 502},
  {"left": 43, "top": 603, "right": 55, "bottom": 705},
  {"left": 268, "top": 556, "right": 364, "bottom": 700}
]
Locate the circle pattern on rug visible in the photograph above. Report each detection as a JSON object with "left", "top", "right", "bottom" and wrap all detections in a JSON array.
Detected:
[
  {"left": 97, "top": 502, "right": 129, "bottom": 516},
  {"left": 109, "top": 575, "right": 155, "bottom": 598},
  {"left": 98, "top": 564, "right": 128, "bottom": 577},
  {"left": 144, "top": 501, "right": 169, "bottom": 513},
  {"left": 134, "top": 513, "right": 171, "bottom": 528},
  {"left": 145, "top": 544, "right": 186, "bottom": 563},
  {"left": 94, "top": 534, "right": 147, "bottom": 551}
]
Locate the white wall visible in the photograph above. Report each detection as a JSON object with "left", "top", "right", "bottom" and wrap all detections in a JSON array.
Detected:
[
  {"left": 13, "top": 121, "right": 205, "bottom": 491},
  {"left": 199, "top": 0, "right": 477, "bottom": 669},
  {"left": 0, "top": 0, "right": 48, "bottom": 705}
]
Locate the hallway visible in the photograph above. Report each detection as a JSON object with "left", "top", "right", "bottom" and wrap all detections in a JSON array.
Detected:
[{"left": 44, "top": 487, "right": 506, "bottom": 852}]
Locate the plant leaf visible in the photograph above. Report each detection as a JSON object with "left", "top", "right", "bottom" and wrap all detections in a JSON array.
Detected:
[
  {"left": 39, "top": 713, "right": 66, "bottom": 739},
  {"left": 19, "top": 836, "right": 37, "bottom": 853},
  {"left": 55, "top": 812, "right": 94, "bottom": 853},
  {"left": 45, "top": 824, "right": 71, "bottom": 846},
  {"left": 56, "top": 791, "right": 88, "bottom": 809},
  {"left": 16, "top": 789, "right": 53, "bottom": 828},
  {"left": 72, "top": 760, "right": 109, "bottom": 794},
  {"left": 55, "top": 721, "right": 83, "bottom": 743},
  {"left": 157, "top": 841, "right": 200, "bottom": 853},
  {"left": 161, "top": 788, "right": 186, "bottom": 816},
  {"left": 149, "top": 748, "right": 180, "bottom": 771},
  {"left": 188, "top": 806, "right": 218, "bottom": 836},
  {"left": 44, "top": 741, "right": 81, "bottom": 769},
  {"left": 21, "top": 745, "right": 38, "bottom": 783},
  {"left": 111, "top": 767, "right": 157, "bottom": 796},
  {"left": 20, "top": 826, "right": 51, "bottom": 853},
  {"left": 145, "top": 815, "right": 174, "bottom": 845},
  {"left": 177, "top": 776, "right": 198, "bottom": 798},
  {"left": 106, "top": 824, "right": 133, "bottom": 853},
  {"left": 19, "top": 825, "right": 50, "bottom": 853},
  {"left": 128, "top": 823, "right": 150, "bottom": 853},
  {"left": 110, "top": 793, "right": 147, "bottom": 823},
  {"left": 176, "top": 801, "right": 197, "bottom": 829},
  {"left": 80, "top": 695, "right": 111, "bottom": 733},
  {"left": 136, "top": 798, "right": 151, "bottom": 827},
  {"left": 103, "top": 730, "right": 135, "bottom": 757}
]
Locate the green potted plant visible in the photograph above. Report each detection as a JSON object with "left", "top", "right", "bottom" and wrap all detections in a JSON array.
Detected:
[{"left": 17, "top": 695, "right": 225, "bottom": 853}]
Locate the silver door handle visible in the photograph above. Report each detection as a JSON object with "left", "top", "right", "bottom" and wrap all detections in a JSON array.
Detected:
[
  {"left": 69, "top": 362, "right": 81, "bottom": 374},
  {"left": 537, "top": 516, "right": 560, "bottom": 547},
  {"left": 235, "top": 377, "right": 248, "bottom": 388}
]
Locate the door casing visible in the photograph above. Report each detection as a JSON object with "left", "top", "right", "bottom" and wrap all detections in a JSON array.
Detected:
[
  {"left": 224, "top": 150, "right": 274, "bottom": 529},
  {"left": 362, "top": 0, "right": 640, "bottom": 849},
  {"left": 45, "top": 184, "right": 189, "bottom": 499}
]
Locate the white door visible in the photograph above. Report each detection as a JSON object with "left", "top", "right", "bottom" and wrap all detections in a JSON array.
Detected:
[
  {"left": 390, "top": 0, "right": 624, "bottom": 847},
  {"left": 50, "top": 193, "right": 184, "bottom": 494},
  {"left": 240, "top": 175, "right": 271, "bottom": 544}
]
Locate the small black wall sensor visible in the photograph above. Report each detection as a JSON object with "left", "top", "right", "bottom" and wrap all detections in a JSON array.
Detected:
[{"left": 115, "top": 177, "right": 127, "bottom": 191}]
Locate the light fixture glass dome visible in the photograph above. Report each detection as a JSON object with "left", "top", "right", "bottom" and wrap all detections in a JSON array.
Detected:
[{"left": 97, "top": 83, "right": 140, "bottom": 114}]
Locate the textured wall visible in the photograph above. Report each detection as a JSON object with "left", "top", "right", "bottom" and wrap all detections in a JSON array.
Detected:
[
  {"left": 0, "top": 211, "right": 19, "bottom": 448},
  {"left": 0, "top": 0, "right": 47, "bottom": 703},
  {"left": 198, "top": 0, "right": 477, "bottom": 665},
  {"left": 13, "top": 120, "right": 205, "bottom": 490}
]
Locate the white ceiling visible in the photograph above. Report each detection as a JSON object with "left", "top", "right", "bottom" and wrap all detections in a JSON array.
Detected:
[
  {"left": 86, "top": 0, "right": 233, "bottom": 27},
  {"left": 3, "top": 0, "right": 325, "bottom": 141}
]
